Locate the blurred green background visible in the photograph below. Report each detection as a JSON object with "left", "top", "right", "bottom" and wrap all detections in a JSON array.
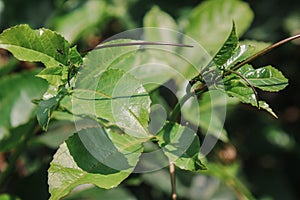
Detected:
[{"left": 0, "top": 0, "right": 299, "bottom": 199}]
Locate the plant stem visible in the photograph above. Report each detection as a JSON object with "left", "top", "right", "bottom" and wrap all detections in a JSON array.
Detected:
[
  {"left": 169, "top": 161, "right": 177, "bottom": 200},
  {"left": 0, "top": 120, "right": 40, "bottom": 189},
  {"left": 231, "top": 33, "right": 300, "bottom": 71},
  {"left": 83, "top": 41, "right": 193, "bottom": 53},
  {"left": 167, "top": 91, "right": 194, "bottom": 200}
]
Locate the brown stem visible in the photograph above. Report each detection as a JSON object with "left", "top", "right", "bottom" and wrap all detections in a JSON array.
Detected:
[
  {"left": 231, "top": 33, "right": 300, "bottom": 71},
  {"left": 84, "top": 42, "right": 193, "bottom": 53},
  {"left": 169, "top": 162, "right": 177, "bottom": 200}
]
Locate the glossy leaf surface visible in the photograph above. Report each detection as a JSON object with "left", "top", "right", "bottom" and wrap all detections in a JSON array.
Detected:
[
  {"left": 237, "top": 64, "right": 289, "bottom": 92},
  {"left": 213, "top": 23, "right": 239, "bottom": 67},
  {"left": 224, "top": 75, "right": 277, "bottom": 117},
  {"left": 48, "top": 127, "right": 144, "bottom": 200}
]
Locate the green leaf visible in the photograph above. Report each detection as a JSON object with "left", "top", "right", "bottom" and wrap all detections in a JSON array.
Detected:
[
  {"left": 210, "top": 37, "right": 270, "bottom": 71},
  {"left": 144, "top": 5, "right": 178, "bottom": 29},
  {"left": 257, "top": 101, "right": 278, "bottom": 118},
  {"left": 37, "top": 97, "right": 60, "bottom": 131},
  {"left": 224, "top": 64, "right": 288, "bottom": 117},
  {"left": 82, "top": 39, "right": 140, "bottom": 76},
  {"left": 156, "top": 122, "right": 206, "bottom": 171},
  {"left": 143, "top": 6, "right": 178, "bottom": 43},
  {"left": 213, "top": 23, "right": 239, "bottom": 67},
  {"left": 141, "top": 6, "right": 190, "bottom": 86},
  {"left": 83, "top": 39, "right": 188, "bottom": 93},
  {"left": 0, "top": 70, "right": 47, "bottom": 132},
  {"left": 0, "top": 24, "right": 70, "bottom": 68},
  {"left": 132, "top": 49, "right": 193, "bottom": 91},
  {"left": 48, "top": 127, "right": 144, "bottom": 200},
  {"left": 198, "top": 23, "right": 241, "bottom": 79},
  {"left": 73, "top": 68, "right": 151, "bottom": 138},
  {"left": 143, "top": 6, "right": 214, "bottom": 81},
  {"left": 237, "top": 64, "right": 289, "bottom": 92},
  {"left": 222, "top": 44, "right": 256, "bottom": 69},
  {"left": 184, "top": 0, "right": 254, "bottom": 54},
  {"left": 50, "top": 0, "right": 108, "bottom": 44},
  {"left": 224, "top": 77, "right": 277, "bottom": 117},
  {"left": 211, "top": 41, "right": 268, "bottom": 71},
  {"left": 68, "top": 46, "right": 83, "bottom": 66},
  {"left": 37, "top": 88, "right": 68, "bottom": 130},
  {"left": 36, "top": 66, "right": 64, "bottom": 86},
  {"left": 225, "top": 80, "right": 255, "bottom": 103}
]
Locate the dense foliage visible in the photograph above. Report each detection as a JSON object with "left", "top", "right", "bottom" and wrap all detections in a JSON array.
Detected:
[{"left": 0, "top": 0, "right": 299, "bottom": 199}]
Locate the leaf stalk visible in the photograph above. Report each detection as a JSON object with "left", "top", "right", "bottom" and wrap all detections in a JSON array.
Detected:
[{"left": 169, "top": 161, "right": 177, "bottom": 200}]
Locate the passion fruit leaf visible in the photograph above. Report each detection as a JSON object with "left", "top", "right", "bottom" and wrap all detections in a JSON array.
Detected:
[
  {"left": 48, "top": 127, "right": 144, "bottom": 200},
  {"left": 73, "top": 68, "right": 151, "bottom": 138},
  {"left": 0, "top": 24, "right": 70, "bottom": 68}
]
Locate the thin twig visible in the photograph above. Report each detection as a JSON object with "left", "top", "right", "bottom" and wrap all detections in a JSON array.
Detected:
[
  {"left": 169, "top": 162, "right": 177, "bottom": 200},
  {"left": 231, "top": 33, "right": 300, "bottom": 71},
  {"left": 83, "top": 42, "right": 193, "bottom": 53},
  {"left": 72, "top": 93, "right": 149, "bottom": 101}
]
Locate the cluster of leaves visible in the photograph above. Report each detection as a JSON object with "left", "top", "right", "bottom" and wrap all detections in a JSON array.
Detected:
[
  {"left": 0, "top": 0, "right": 292, "bottom": 199},
  {"left": 191, "top": 23, "right": 288, "bottom": 118}
]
